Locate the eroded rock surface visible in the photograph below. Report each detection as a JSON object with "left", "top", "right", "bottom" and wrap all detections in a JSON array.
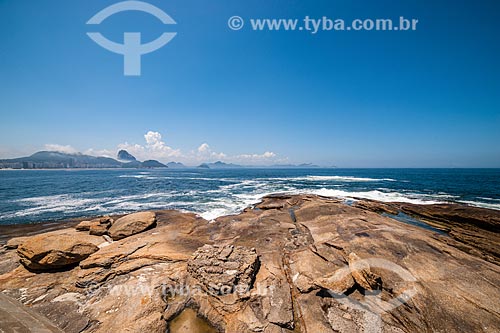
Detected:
[
  {"left": 17, "top": 232, "right": 100, "bottom": 270},
  {"left": 108, "top": 211, "right": 156, "bottom": 240},
  {"left": 187, "top": 244, "right": 259, "bottom": 295},
  {"left": 0, "top": 195, "right": 499, "bottom": 333}
]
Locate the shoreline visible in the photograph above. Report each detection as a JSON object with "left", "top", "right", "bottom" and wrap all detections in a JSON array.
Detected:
[
  {"left": 1, "top": 191, "right": 498, "bottom": 228},
  {"left": 2, "top": 195, "right": 499, "bottom": 264},
  {"left": 0, "top": 193, "right": 498, "bottom": 332}
]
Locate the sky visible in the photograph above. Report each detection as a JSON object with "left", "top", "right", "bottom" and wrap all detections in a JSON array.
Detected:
[{"left": 0, "top": 0, "right": 499, "bottom": 167}]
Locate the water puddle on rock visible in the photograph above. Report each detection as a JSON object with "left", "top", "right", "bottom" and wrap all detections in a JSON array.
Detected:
[
  {"left": 168, "top": 308, "right": 218, "bottom": 333},
  {"left": 382, "top": 212, "right": 448, "bottom": 235}
]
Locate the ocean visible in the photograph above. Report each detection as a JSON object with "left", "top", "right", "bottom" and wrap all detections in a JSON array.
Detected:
[{"left": 0, "top": 168, "right": 499, "bottom": 225}]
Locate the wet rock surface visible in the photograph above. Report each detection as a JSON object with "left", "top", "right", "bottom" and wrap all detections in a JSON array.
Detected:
[
  {"left": 354, "top": 199, "right": 500, "bottom": 265},
  {"left": 0, "top": 195, "right": 499, "bottom": 332}
]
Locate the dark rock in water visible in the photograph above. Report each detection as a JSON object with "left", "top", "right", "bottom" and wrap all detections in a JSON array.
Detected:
[
  {"left": 1, "top": 195, "right": 499, "bottom": 333},
  {"left": 117, "top": 150, "right": 136, "bottom": 162}
]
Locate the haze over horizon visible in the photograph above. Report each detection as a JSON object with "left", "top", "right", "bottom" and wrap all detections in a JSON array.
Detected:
[{"left": 1, "top": 0, "right": 499, "bottom": 168}]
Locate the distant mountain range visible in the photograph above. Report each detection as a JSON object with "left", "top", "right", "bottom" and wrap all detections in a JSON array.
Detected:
[
  {"left": 166, "top": 162, "right": 187, "bottom": 169},
  {"left": 0, "top": 151, "right": 324, "bottom": 169},
  {"left": 197, "top": 161, "right": 243, "bottom": 169},
  {"left": 196, "top": 161, "right": 322, "bottom": 169},
  {"left": 0, "top": 151, "right": 167, "bottom": 169}
]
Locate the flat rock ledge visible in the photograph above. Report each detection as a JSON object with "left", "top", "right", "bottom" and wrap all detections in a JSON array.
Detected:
[{"left": 0, "top": 195, "right": 499, "bottom": 333}]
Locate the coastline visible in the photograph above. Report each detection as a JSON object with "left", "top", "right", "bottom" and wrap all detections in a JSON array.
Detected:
[
  {"left": 0, "top": 194, "right": 499, "bottom": 332},
  {"left": 2, "top": 195, "right": 499, "bottom": 264},
  {"left": 2, "top": 168, "right": 499, "bottom": 227}
]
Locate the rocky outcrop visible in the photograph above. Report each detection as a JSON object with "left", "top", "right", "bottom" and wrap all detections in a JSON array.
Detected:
[
  {"left": 17, "top": 234, "right": 99, "bottom": 270},
  {"left": 4, "top": 236, "right": 29, "bottom": 249},
  {"left": 187, "top": 244, "right": 259, "bottom": 295},
  {"left": 117, "top": 149, "right": 136, "bottom": 162},
  {"left": 354, "top": 199, "right": 500, "bottom": 265},
  {"left": 108, "top": 211, "right": 156, "bottom": 240},
  {"left": 0, "top": 195, "right": 499, "bottom": 333},
  {"left": 76, "top": 216, "right": 114, "bottom": 237},
  {"left": 76, "top": 216, "right": 113, "bottom": 231}
]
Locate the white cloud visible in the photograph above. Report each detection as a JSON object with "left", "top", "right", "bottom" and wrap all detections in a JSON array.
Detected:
[
  {"left": 41, "top": 131, "right": 287, "bottom": 166},
  {"left": 144, "top": 131, "right": 162, "bottom": 146},
  {"left": 44, "top": 144, "right": 78, "bottom": 154},
  {"left": 117, "top": 131, "right": 181, "bottom": 161},
  {"left": 194, "top": 143, "right": 226, "bottom": 162},
  {"left": 236, "top": 151, "right": 276, "bottom": 160},
  {"left": 84, "top": 148, "right": 114, "bottom": 158},
  {"left": 228, "top": 151, "right": 281, "bottom": 165},
  {"left": 198, "top": 143, "right": 210, "bottom": 153}
]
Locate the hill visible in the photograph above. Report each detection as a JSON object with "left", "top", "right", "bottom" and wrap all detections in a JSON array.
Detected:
[{"left": 0, "top": 151, "right": 167, "bottom": 169}]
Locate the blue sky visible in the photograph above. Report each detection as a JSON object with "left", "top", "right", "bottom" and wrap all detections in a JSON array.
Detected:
[{"left": 0, "top": 0, "right": 499, "bottom": 167}]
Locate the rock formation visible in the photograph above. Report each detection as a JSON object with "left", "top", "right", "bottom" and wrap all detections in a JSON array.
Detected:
[
  {"left": 108, "top": 211, "right": 156, "bottom": 240},
  {"left": 0, "top": 195, "right": 499, "bottom": 332},
  {"left": 17, "top": 233, "right": 100, "bottom": 270}
]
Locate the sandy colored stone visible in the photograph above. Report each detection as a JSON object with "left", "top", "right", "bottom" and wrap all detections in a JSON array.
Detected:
[
  {"left": 108, "top": 211, "right": 156, "bottom": 240},
  {"left": 4, "top": 236, "right": 30, "bottom": 249},
  {"left": 17, "top": 234, "right": 99, "bottom": 270},
  {"left": 0, "top": 196, "right": 498, "bottom": 333}
]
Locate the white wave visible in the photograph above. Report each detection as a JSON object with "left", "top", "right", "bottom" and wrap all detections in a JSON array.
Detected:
[
  {"left": 457, "top": 201, "right": 500, "bottom": 210},
  {"left": 477, "top": 197, "right": 500, "bottom": 202},
  {"left": 266, "top": 176, "right": 397, "bottom": 182},
  {"left": 309, "top": 188, "right": 444, "bottom": 205},
  {"left": 117, "top": 175, "right": 160, "bottom": 180},
  {"left": 200, "top": 208, "right": 232, "bottom": 221},
  {"left": 3, "top": 191, "right": 181, "bottom": 219},
  {"left": 118, "top": 175, "right": 236, "bottom": 182},
  {"left": 1, "top": 195, "right": 104, "bottom": 219}
]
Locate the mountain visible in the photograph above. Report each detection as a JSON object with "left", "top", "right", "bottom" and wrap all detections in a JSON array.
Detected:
[
  {"left": 269, "top": 163, "right": 321, "bottom": 168},
  {"left": 0, "top": 151, "right": 167, "bottom": 169},
  {"left": 166, "top": 162, "right": 186, "bottom": 168},
  {"left": 141, "top": 160, "right": 167, "bottom": 168},
  {"left": 117, "top": 150, "right": 136, "bottom": 162},
  {"left": 199, "top": 161, "right": 243, "bottom": 169},
  {"left": 122, "top": 161, "right": 142, "bottom": 168},
  {"left": 197, "top": 163, "right": 210, "bottom": 169},
  {"left": 0, "top": 151, "right": 123, "bottom": 169}
]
